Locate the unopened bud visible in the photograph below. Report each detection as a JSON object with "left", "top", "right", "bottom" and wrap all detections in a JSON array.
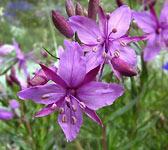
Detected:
[
  {"left": 29, "top": 66, "right": 57, "bottom": 86},
  {"left": 88, "top": 0, "right": 99, "bottom": 21},
  {"left": 65, "top": 0, "right": 75, "bottom": 17},
  {"left": 52, "top": 10, "right": 74, "bottom": 38},
  {"left": 6, "top": 75, "right": 13, "bottom": 87},
  {"left": 111, "top": 58, "right": 137, "bottom": 77},
  {"left": 40, "top": 51, "right": 48, "bottom": 58},
  {"left": 116, "top": 0, "right": 124, "bottom": 7},
  {"left": 75, "top": 2, "right": 85, "bottom": 16}
]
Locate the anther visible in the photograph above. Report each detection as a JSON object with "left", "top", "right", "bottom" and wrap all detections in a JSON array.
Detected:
[
  {"left": 120, "top": 41, "right": 127, "bottom": 47},
  {"left": 112, "top": 28, "right": 117, "bottom": 33},
  {"left": 156, "top": 28, "right": 162, "bottom": 34},
  {"left": 51, "top": 103, "right": 57, "bottom": 110},
  {"left": 42, "top": 94, "right": 50, "bottom": 99},
  {"left": 79, "top": 102, "right": 86, "bottom": 109},
  {"left": 102, "top": 52, "right": 107, "bottom": 59},
  {"left": 71, "top": 116, "right": 77, "bottom": 125},
  {"left": 92, "top": 46, "right": 98, "bottom": 52},
  {"left": 72, "top": 105, "right": 77, "bottom": 112},
  {"left": 65, "top": 97, "right": 71, "bottom": 103},
  {"left": 62, "top": 114, "right": 67, "bottom": 123},
  {"left": 114, "top": 49, "right": 120, "bottom": 57},
  {"left": 59, "top": 107, "right": 64, "bottom": 114},
  {"left": 97, "top": 36, "right": 102, "bottom": 42},
  {"left": 106, "top": 13, "right": 110, "bottom": 20}
]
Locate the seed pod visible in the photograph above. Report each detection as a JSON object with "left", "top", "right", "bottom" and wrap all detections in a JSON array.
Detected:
[
  {"left": 88, "top": 0, "right": 99, "bottom": 21},
  {"left": 65, "top": 0, "right": 75, "bottom": 17},
  {"left": 116, "top": 0, "right": 124, "bottom": 7},
  {"left": 52, "top": 10, "right": 74, "bottom": 38}
]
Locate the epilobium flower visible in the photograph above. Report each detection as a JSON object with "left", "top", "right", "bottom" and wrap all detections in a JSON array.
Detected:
[
  {"left": 52, "top": 10, "right": 74, "bottom": 38},
  {"left": 13, "top": 39, "right": 34, "bottom": 78},
  {"left": 0, "top": 109, "right": 14, "bottom": 120},
  {"left": 133, "top": 1, "right": 168, "bottom": 61},
  {"left": 69, "top": 5, "right": 138, "bottom": 80},
  {"left": 18, "top": 40, "right": 124, "bottom": 142}
]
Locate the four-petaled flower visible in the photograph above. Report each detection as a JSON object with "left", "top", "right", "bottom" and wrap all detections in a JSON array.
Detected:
[
  {"left": 18, "top": 40, "right": 124, "bottom": 142},
  {"left": 69, "top": 5, "right": 138, "bottom": 79},
  {"left": 133, "top": 1, "right": 168, "bottom": 61}
]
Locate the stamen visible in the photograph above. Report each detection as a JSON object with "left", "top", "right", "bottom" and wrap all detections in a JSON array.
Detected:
[
  {"left": 72, "top": 105, "right": 77, "bottom": 112},
  {"left": 102, "top": 52, "right": 107, "bottom": 59},
  {"left": 59, "top": 107, "right": 64, "bottom": 114},
  {"left": 114, "top": 49, "right": 120, "bottom": 57},
  {"left": 51, "top": 103, "right": 57, "bottom": 110},
  {"left": 112, "top": 28, "right": 117, "bottom": 33},
  {"left": 71, "top": 116, "right": 77, "bottom": 125},
  {"left": 106, "top": 13, "right": 110, "bottom": 20},
  {"left": 62, "top": 114, "right": 67, "bottom": 123},
  {"left": 120, "top": 41, "right": 127, "bottom": 47},
  {"left": 97, "top": 36, "right": 102, "bottom": 42},
  {"left": 156, "top": 28, "right": 162, "bottom": 34},
  {"left": 92, "top": 46, "right": 98, "bottom": 52},
  {"left": 42, "top": 94, "right": 50, "bottom": 99},
  {"left": 65, "top": 97, "right": 71, "bottom": 103},
  {"left": 79, "top": 102, "right": 86, "bottom": 109}
]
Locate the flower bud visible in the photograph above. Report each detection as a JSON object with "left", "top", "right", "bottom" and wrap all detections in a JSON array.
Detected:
[
  {"left": 29, "top": 66, "right": 57, "bottom": 86},
  {"left": 65, "top": 0, "right": 75, "bottom": 17},
  {"left": 116, "top": 0, "right": 124, "bottom": 7},
  {"left": 10, "top": 99, "right": 20, "bottom": 109},
  {"left": 111, "top": 58, "right": 137, "bottom": 77},
  {"left": 88, "top": 0, "right": 99, "bottom": 21},
  {"left": 75, "top": 2, "right": 85, "bottom": 16},
  {"left": 6, "top": 75, "right": 13, "bottom": 87},
  {"left": 52, "top": 10, "right": 74, "bottom": 38}
]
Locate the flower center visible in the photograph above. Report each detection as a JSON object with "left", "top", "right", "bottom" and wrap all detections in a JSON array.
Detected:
[
  {"left": 156, "top": 28, "right": 162, "bottom": 34},
  {"left": 67, "top": 88, "right": 76, "bottom": 96}
]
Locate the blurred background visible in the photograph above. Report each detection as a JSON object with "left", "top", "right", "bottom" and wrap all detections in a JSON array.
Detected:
[{"left": 0, "top": 0, "right": 168, "bottom": 150}]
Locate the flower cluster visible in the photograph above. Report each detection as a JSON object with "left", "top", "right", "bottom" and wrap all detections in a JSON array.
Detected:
[{"left": 15, "top": 0, "right": 168, "bottom": 142}]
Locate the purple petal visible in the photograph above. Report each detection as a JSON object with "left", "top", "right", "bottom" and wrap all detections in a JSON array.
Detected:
[
  {"left": 18, "top": 84, "right": 66, "bottom": 104},
  {"left": 58, "top": 45, "right": 64, "bottom": 58},
  {"left": 159, "top": 1, "right": 168, "bottom": 24},
  {"left": 108, "top": 5, "right": 131, "bottom": 39},
  {"left": 12, "top": 39, "right": 24, "bottom": 60},
  {"left": 10, "top": 99, "right": 20, "bottom": 109},
  {"left": 84, "top": 107, "right": 103, "bottom": 126},
  {"left": 144, "top": 33, "right": 162, "bottom": 61},
  {"left": 109, "top": 40, "right": 137, "bottom": 67},
  {"left": 0, "top": 44, "right": 14, "bottom": 55},
  {"left": 35, "top": 99, "right": 64, "bottom": 117},
  {"left": 77, "top": 82, "right": 124, "bottom": 110},
  {"left": 69, "top": 16, "right": 101, "bottom": 44},
  {"left": 58, "top": 99, "right": 83, "bottom": 142},
  {"left": 57, "top": 40, "right": 86, "bottom": 88},
  {"left": 78, "top": 65, "right": 100, "bottom": 87},
  {"left": 98, "top": 6, "right": 106, "bottom": 36},
  {"left": 40, "top": 64, "right": 67, "bottom": 88},
  {"left": 0, "top": 110, "right": 14, "bottom": 120},
  {"left": 85, "top": 45, "right": 104, "bottom": 73},
  {"left": 163, "top": 29, "right": 168, "bottom": 49},
  {"left": 133, "top": 11, "right": 157, "bottom": 33}
]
